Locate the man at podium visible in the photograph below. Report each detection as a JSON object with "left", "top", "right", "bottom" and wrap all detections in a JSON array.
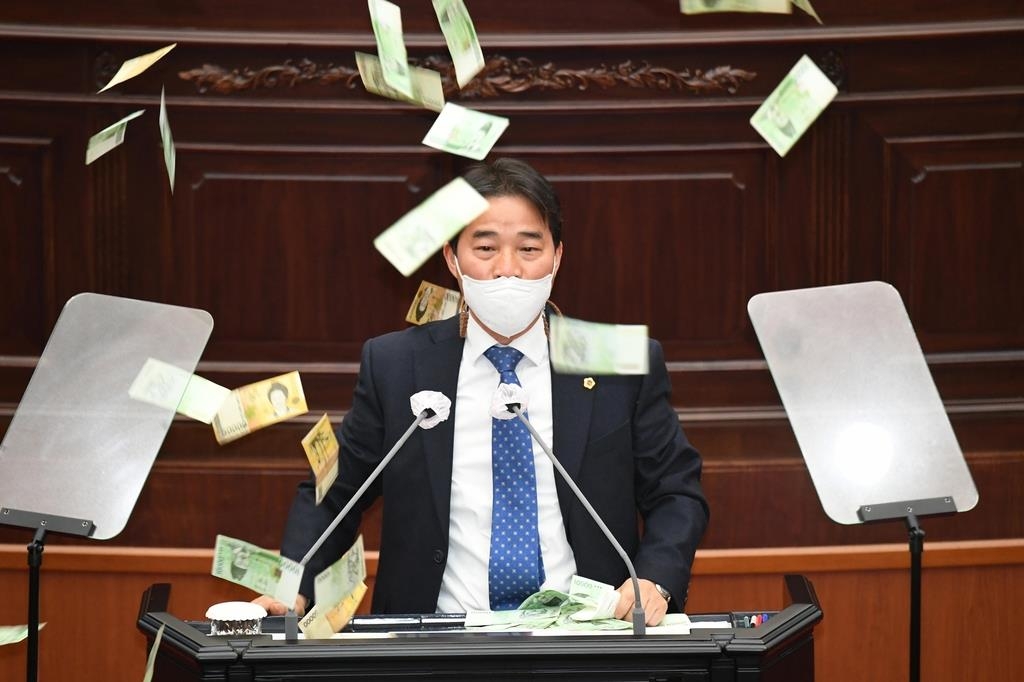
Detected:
[{"left": 258, "top": 158, "right": 708, "bottom": 625}]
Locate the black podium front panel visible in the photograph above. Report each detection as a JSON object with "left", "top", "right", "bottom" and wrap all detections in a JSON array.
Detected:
[{"left": 137, "top": 575, "right": 822, "bottom": 682}]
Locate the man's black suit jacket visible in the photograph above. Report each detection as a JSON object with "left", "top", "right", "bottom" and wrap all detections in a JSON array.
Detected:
[{"left": 281, "top": 315, "right": 708, "bottom": 613}]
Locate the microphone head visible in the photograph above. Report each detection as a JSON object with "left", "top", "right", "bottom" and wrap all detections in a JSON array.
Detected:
[
  {"left": 491, "top": 383, "right": 528, "bottom": 420},
  {"left": 409, "top": 391, "right": 451, "bottom": 429}
]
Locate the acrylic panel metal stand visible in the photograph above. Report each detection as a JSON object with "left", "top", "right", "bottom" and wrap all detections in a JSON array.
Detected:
[
  {"left": 0, "top": 293, "right": 213, "bottom": 682},
  {"left": 748, "top": 281, "right": 978, "bottom": 682}
]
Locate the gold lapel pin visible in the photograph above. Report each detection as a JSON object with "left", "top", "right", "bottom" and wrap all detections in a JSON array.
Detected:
[{"left": 583, "top": 377, "right": 596, "bottom": 390}]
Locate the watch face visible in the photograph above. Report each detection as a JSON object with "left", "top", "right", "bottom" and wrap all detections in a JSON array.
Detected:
[{"left": 655, "top": 584, "right": 671, "bottom": 602}]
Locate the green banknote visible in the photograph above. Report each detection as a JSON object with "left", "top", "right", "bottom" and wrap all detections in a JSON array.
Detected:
[
  {"left": 85, "top": 110, "right": 144, "bottom": 165},
  {"left": 463, "top": 577, "right": 633, "bottom": 631},
  {"left": 211, "top": 534, "right": 304, "bottom": 606},
  {"left": 98, "top": 43, "right": 176, "bottom": 93},
  {"left": 750, "top": 54, "right": 837, "bottom": 157},
  {"left": 128, "top": 357, "right": 230, "bottom": 424},
  {"left": 463, "top": 606, "right": 562, "bottom": 630},
  {"left": 368, "top": 0, "right": 413, "bottom": 98},
  {"left": 680, "top": 0, "right": 790, "bottom": 14},
  {"left": 159, "top": 86, "right": 176, "bottom": 193},
  {"left": 301, "top": 539, "right": 369, "bottom": 639},
  {"left": 422, "top": 102, "right": 509, "bottom": 161},
  {"left": 314, "top": 535, "right": 366, "bottom": 609},
  {"left": 0, "top": 623, "right": 44, "bottom": 646},
  {"left": 373, "top": 176, "right": 489, "bottom": 276},
  {"left": 567, "top": 574, "right": 619, "bottom": 621},
  {"left": 432, "top": 0, "right": 485, "bottom": 88},
  {"left": 549, "top": 315, "right": 650, "bottom": 375},
  {"left": 554, "top": 614, "right": 633, "bottom": 631},
  {"left": 355, "top": 51, "right": 445, "bottom": 112}
]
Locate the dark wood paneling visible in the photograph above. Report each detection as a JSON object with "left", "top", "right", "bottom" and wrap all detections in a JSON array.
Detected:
[
  {"left": 172, "top": 151, "right": 450, "bottom": 359},
  {"left": 2, "top": 1, "right": 1022, "bottom": 33},
  {"left": 891, "top": 137, "right": 1024, "bottom": 348},
  {"left": 0, "top": 4, "right": 1021, "bottom": 556},
  {"left": 535, "top": 149, "right": 768, "bottom": 357},
  {"left": 0, "top": 136, "right": 51, "bottom": 354}
]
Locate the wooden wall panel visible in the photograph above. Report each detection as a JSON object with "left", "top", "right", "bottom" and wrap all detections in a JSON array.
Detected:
[
  {"left": 172, "top": 151, "right": 446, "bottom": 355},
  {"left": 890, "top": 137, "right": 1024, "bottom": 348},
  {"left": 0, "top": 136, "right": 51, "bottom": 355},
  {"left": 0, "top": 4, "right": 1022, "bottom": 556},
  {"left": 537, "top": 149, "right": 768, "bottom": 357}
]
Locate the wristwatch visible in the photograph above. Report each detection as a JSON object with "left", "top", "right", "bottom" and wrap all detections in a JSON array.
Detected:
[{"left": 653, "top": 583, "right": 671, "bottom": 604}]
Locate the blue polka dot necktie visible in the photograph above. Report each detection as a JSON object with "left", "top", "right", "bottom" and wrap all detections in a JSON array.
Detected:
[{"left": 483, "top": 344, "right": 545, "bottom": 611}]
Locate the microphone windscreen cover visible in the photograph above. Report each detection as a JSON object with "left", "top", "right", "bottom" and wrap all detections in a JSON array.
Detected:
[
  {"left": 490, "top": 383, "right": 528, "bottom": 420},
  {"left": 410, "top": 390, "right": 451, "bottom": 429}
]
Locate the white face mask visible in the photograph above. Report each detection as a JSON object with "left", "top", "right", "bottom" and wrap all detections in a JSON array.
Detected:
[{"left": 456, "top": 258, "right": 557, "bottom": 338}]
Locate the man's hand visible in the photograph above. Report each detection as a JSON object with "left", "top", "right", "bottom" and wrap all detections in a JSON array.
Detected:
[
  {"left": 253, "top": 593, "right": 308, "bottom": 617},
  {"left": 613, "top": 578, "right": 668, "bottom": 626}
]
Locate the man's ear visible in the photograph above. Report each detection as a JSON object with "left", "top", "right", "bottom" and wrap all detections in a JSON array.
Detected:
[
  {"left": 552, "top": 242, "right": 564, "bottom": 279},
  {"left": 443, "top": 242, "right": 460, "bottom": 281}
]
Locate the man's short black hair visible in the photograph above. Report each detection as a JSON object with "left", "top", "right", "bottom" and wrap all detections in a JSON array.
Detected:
[{"left": 449, "top": 158, "right": 562, "bottom": 250}]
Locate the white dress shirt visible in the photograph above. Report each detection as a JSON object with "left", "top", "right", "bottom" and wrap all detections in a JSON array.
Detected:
[{"left": 436, "top": 315, "right": 577, "bottom": 613}]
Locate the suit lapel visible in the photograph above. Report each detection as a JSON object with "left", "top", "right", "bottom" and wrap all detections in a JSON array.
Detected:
[
  {"left": 550, "top": 367, "right": 595, "bottom": 530},
  {"left": 414, "top": 317, "right": 464, "bottom": 540}
]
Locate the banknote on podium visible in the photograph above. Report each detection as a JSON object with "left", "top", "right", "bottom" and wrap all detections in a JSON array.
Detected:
[
  {"left": 422, "top": 102, "right": 509, "bottom": 161},
  {"left": 374, "top": 177, "right": 489, "bottom": 276},
  {"left": 212, "top": 371, "right": 308, "bottom": 444},
  {"left": 98, "top": 43, "right": 176, "bottom": 93},
  {"left": 368, "top": 0, "right": 414, "bottom": 98},
  {"left": 465, "top": 577, "right": 632, "bottom": 631},
  {"left": 680, "top": 0, "right": 790, "bottom": 14},
  {"left": 750, "top": 54, "right": 837, "bottom": 157},
  {"left": 85, "top": 110, "right": 144, "bottom": 165},
  {"left": 301, "top": 414, "right": 340, "bottom": 505},
  {"left": 313, "top": 535, "right": 366, "bottom": 610},
  {"left": 211, "top": 535, "right": 303, "bottom": 607},
  {"left": 549, "top": 315, "right": 650, "bottom": 375},
  {"left": 433, "top": 0, "right": 485, "bottom": 88},
  {"left": 355, "top": 51, "right": 445, "bottom": 112},
  {"left": 567, "top": 574, "right": 620, "bottom": 621},
  {"left": 406, "top": 279, "right": 461, "bottom": 325}
]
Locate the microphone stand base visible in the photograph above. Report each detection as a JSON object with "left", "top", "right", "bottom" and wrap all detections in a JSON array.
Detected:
[
  {"left": 631, "top": 606, "right": 646, "bottom": 637},
  {"left": 284, "top": 609, "right": 298, "bottom": 641}
]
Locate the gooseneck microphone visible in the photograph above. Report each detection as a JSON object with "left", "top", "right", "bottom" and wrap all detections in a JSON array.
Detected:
[
  {"left": 506, "top": 399, "right": 647, "bottom": 637},
  {"left": 283, "top": 391, "right": 452, "bottom": 641}
]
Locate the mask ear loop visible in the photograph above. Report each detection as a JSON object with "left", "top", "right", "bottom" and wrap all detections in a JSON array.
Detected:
[
  {"left": 542, "top": 299, "right": 563, "bottom": 336},
  {"left": 458, "top": 299, "right": 470, "bottom": 338}
]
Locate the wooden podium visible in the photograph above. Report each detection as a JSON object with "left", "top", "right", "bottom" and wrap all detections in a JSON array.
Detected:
[{"left": 137, "top": 575, "right": 822, "bottom": 682}]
